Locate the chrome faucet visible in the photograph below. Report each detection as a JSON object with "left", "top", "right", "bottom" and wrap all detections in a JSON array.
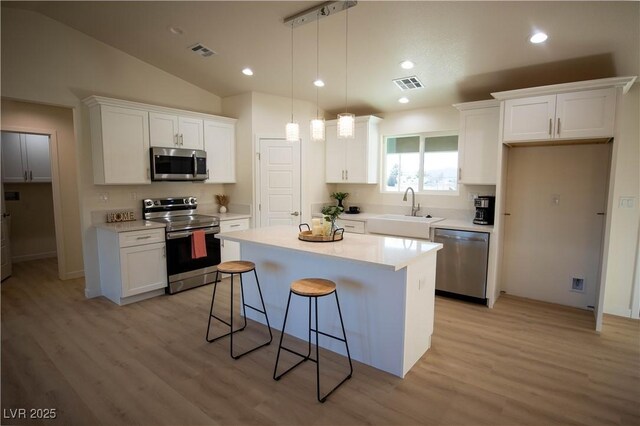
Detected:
[{"left": 403, "top": 187, "right": 421, "bottom": 216}]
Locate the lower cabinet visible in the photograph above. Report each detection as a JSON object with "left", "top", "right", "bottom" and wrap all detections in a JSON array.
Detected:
[
  {"left": 220, "top": 218, "right": 250, "bottom": 264},
  {"left": 97, "top": 227, "right": 167, "bottom": 305},
  {"left": 335, "top": 218, "right": 366, "bottom": 234}
]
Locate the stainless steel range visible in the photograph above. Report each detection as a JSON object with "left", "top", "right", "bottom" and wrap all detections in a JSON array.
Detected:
[{"left": 143, "top": 196, "right": 221, "bottom": 294}]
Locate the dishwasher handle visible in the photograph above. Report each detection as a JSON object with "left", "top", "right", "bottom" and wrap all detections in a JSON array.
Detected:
[{"left": 435, "top": 234, "right": 487, "bottom": 243}]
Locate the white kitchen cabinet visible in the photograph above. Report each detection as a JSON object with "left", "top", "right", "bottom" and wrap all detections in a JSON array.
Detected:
[
  {"left": 149, "top": 112, "right": 204, "bottom": 150},
  {"left": 219, "top": 218, "right": 250, "bottom": 269},
  {"left": 454, "top": 100, "right": 500, "bottom": 185},
  {"left": 86, "top": 100, "right": 151, "bottom": 185},
  {"left": 204, "top": 119, "right": 236, "bottom": 183},
  {"left": 97, "top": 227, "right": 167, "bottom": 305},
  {"left": 1, "top": 132, "right": 51, "bottom": 183},
  {"left": 335, "top": 218, "right": 366, "bottom": 234},
  {"left": 502, "top": 88, "right": 616, "bottom": 143},
  {"left": 325, "top": 115, "right": 382, "bottom": 184}
]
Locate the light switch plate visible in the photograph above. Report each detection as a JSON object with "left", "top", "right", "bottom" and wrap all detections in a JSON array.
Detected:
[{"left": 619, "top": 197, "right": 636, "bottom": 209}]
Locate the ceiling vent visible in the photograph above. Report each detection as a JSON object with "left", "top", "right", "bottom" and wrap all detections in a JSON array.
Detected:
[
  {"left": 393, "top": 76, "right": 424, "bottom": 91},
  {"left": 189, "top": 43, "right": 216, "bottom": 58}
]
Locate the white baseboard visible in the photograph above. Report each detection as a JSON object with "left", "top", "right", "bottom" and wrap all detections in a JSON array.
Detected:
[
  {"left": 62, "top": 270, "right": 84, "bottom": 280},
  {"left": 12, "top": 251, "right": 57, "bottom": 263},
  {"left": 603, "top": 306, "right": 633, "bottom": 318}
]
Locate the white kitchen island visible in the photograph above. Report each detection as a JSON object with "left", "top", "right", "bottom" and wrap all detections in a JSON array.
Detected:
[{"left": 216, "top": 225, "right": 442, "bottom": 378}]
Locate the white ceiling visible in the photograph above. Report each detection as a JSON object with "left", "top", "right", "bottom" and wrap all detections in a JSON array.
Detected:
[{"left": 8, "top": 1, "right": 639, "bottom": 116}]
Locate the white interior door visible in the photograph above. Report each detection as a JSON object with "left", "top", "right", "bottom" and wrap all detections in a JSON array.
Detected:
[{"left": 258, "top": 138, "right": 301, "bottom": 227}]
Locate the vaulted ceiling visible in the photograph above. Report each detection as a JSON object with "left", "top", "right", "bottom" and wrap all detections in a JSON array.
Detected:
[{"left": 7, "top": 1, "right": 639, "bottom": 116}]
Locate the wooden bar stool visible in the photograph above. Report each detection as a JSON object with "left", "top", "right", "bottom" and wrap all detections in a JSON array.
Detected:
[
  {"left": 273, "top": 278, "right": 353, "bottom": 403},
  {"left": 206, "top": 260, "right": 272, "bottom": 359}
]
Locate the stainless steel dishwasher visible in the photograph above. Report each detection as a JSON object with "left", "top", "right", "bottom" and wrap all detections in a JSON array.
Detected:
[{"left": 433, "top": 228, "right": 489, "bottom": 304}]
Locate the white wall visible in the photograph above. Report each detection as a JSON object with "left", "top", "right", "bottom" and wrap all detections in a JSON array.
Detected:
[
  {"left": 223, "top": 91, "right": 331, "bottom": 226},
  {"left": 501, "top": 144, "right": 610, "bottom": 309},
  {"left": 337, "top": 105, "right": 495, "bottom": 213},
  {"left": 1, "top": 7, "right": 225, "bottom": 297},
  {"left": 603, "top": 86, "right": 640, "bottom": 318}
]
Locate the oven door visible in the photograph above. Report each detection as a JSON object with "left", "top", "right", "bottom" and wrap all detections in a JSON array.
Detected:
[{"left": 165, "top": 227, "right": 221, "bottom": 282}]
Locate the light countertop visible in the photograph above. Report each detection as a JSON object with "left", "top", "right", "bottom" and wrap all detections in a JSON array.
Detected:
[
  {"left": 217, "top": 225, "right": 441, "bottom": 271},
  {"left": 95, "top": 220, "right": 166, "bottom": 233},
  {"left": 215, "top": 212, "right": 251, "bottom": 221},
  {"left": 432, "top": 219, "right": 494, "bottom": 233}
]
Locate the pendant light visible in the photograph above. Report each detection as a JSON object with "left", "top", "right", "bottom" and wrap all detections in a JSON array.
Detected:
[
  {"left": 337, "top": 5, "right": 354, "bottom": 139},
  {"left": 286, "top": 21, "right": 299, "bottom": 142},
  {"left": 310, "top": 9, "right": 325, "bottom": 141}
]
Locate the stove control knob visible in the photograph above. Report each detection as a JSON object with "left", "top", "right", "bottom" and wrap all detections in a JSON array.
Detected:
[
  {"left": 154, "top": 200, "right": 160, "bottom": 206},
  {"left": 189, "top": 197, "right": 197, "bottom": 205},
  {"left": 144, "top": 200, "right": 153, "bottom": 207}
]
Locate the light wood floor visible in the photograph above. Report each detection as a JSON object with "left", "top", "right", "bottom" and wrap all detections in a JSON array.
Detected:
[{"left": 2, "top": 258, "right": 639, "bottom": 425}]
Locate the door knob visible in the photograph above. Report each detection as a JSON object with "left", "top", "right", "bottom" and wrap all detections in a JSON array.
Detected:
[
  {"left": 290, "top": 211, "right": 300, "bottom": 216},
  {"left": 2, "top": 213, "right": 10, "bottom": 218}
]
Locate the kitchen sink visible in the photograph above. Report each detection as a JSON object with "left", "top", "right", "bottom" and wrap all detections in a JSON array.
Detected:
[{"left": 367, "top": 214, "right": 444, "bottom": 239}]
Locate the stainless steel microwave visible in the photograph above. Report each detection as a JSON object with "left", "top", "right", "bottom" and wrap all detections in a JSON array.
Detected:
[{"left": 150, "top": 147, "right": 208, "bottom": 181}]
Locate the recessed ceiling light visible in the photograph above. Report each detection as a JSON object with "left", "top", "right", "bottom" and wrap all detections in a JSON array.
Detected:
[
  {"left": 529, "top": 31, "right": 548, "bottom": 44},
  {"left": 400, "top": 60, "right": 414, "bottom": 70},
  {"left": 313, "top": 79, "right": 325, "bottom": 87},
  {"left": 168, "top": 26, "right": 184, "bottom": 35},
  {"left": 398, "top": 97, "right": 410, "bottom": 104},
  {"left": 242, "top": 68, "right": 254, "bottom": 76}
]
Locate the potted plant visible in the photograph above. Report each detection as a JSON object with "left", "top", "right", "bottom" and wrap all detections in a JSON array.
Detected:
[
  {"left": 215, "top": 194, "right": 229, "bottom": 213},
  {"left": 330, "top": 192, "right": 349, "bottom": 211},
  {"left": 321, "top": 205, "right": 343, "bottom": 235}
]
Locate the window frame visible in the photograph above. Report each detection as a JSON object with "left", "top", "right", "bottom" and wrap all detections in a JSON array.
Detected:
[{"left": 380, "top": 130, "right": 459, "bottom": 195}]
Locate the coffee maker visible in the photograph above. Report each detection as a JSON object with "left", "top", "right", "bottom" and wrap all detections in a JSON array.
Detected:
[{"left": 473, "top": 196, "right": 495, "bottom": 225}]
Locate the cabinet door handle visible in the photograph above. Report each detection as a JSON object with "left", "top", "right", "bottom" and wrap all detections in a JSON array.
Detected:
[
  {"left": 180, "top": 134, "right": 184, "bottom": 146},
  {"left": 24, "top": 171, "right": 28, "bottom": 181},
  {"left": 548, "top": 118, "right": 552, "bottom": 136},
  {"left": 341, "top": 170, "right": 344, "bottom": 180},
  {"left": 290, "top": 211, "right": 300, "bottom": 216},
  {"left": 136, "top": 235, "right": 152, "bottom": 240},
  {"left": 230, "top": 224, "right": 241, "bottom": 228},
  {"left": 175, "top": 133, "right": 179, "bottom": 146},
  {"left": 458, "top": 167, "right": 462, "bottom": 181},
  {"left": 557, "top": 118, "right": 561, "bottom": 135},
  {"left": 30, "top": 170, "right": 33, "bottom": 181},
  {"left": 344, "top": 225, "right": 355, "bottom": 229},
  {"left": 345, "top": 170, "right": 348, "bottom": 180},
  {"left": 163, "top": 246, "right": 166, "bottom": 257}
]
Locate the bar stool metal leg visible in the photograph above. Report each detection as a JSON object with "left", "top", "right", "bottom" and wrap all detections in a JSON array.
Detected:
[
  {"left": 273, "top": 289, "right": 353, "bottom": 403},
  {"left": 206, "top": 268, "right": 272, "bottom": 359}
]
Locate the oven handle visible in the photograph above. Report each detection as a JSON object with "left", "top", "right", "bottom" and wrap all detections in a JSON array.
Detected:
[{"left": 166, "top": 228, "right": 220, "bottom": 240}]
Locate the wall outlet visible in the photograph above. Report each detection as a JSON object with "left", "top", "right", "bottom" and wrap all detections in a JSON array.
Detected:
[
  {"left": 619, "top": 197, "right": 636, "bottom": 209},
  {"left": 130, "top": 192, "right": 137, "bottom": 200},
  {"left": 469, "top": 192, "right": 478, "bottom": 201},
  {"left": 99, "top": 192, "right": 109, "bottom": 203},
  {"left": 571, "top": 277, "right": 585, "bottom": 293},
  {"left": 551, "top": 194, "right": 560, "bottom": 206}
]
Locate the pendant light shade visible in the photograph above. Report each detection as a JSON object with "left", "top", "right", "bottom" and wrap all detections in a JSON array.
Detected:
[
  {"left": 338, "top": 4, "right": 354, "bottom": 139},
  {"left": 310, "top": 118, "right": 325, "bottom": 141},
  {"left": 337, "top": 113, "right": 355, "bottom": 139},
  {"left": 286, "top": 122, "right": 300, "bottom": 141}
]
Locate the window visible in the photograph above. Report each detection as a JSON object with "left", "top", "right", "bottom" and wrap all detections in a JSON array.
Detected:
[{"left": 383, "top": 132, "right": 458, "bottom": 193}]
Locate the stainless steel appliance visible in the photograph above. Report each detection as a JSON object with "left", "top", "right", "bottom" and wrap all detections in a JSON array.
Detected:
[
  {"left": 150, "top": 147, "right": 208, "bottom": 181},
  {"left": 473, "top": 195, "right": 495, "bottom": 225},
  {"left": 434, "top": 228, "right": 489, "bottom": 304},
  {"left": 143, "top": 197, "right": 220, "bottom": 294}
]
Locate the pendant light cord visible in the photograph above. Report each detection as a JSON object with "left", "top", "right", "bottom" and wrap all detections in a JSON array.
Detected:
[
  {"left": 316, "top": 10, "right": 320, "bottom": 118},
  {"left": 290, "top": 21, "right": 294, "bottom": 122},
  {"left": 344, "top": 5, "right": 349, "bottom": 114}
]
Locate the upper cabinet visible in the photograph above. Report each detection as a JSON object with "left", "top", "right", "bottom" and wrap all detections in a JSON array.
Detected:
[
  {"left": 149, "top": 112, "right": 204, "bottom": 150},
  {"left": 492, "top": 78, "right": 637, "bottom": 144},
  {"left": 87, "top": 101, "right": 151, "bottom": 185},
  {"left": 1, "top": 132, "right": 52, "bottom": 183},
  {"left": 203, "top": 119, "right": 236, "bottom": 183},
  {"left": 84, "top": 96, "right": 236, "bottom": 185},
  {"left": 325, "top": 115, "right": 382, "bottom": 184},
  {"left": 454, "top": 100, "right": 500, "bottom": 185}
]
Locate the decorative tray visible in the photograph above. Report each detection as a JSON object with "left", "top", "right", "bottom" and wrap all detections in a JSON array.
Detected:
[{"left": 298, "top": 224, "right": 344, "bottom": 242}]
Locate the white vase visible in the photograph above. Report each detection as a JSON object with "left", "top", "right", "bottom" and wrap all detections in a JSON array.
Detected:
[{"left": 219, "top": 206, "right": 227, "bottom": 213}]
